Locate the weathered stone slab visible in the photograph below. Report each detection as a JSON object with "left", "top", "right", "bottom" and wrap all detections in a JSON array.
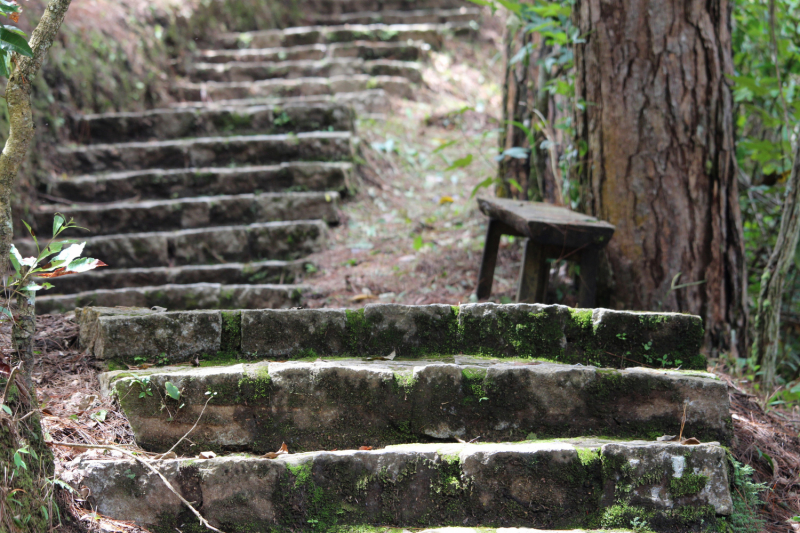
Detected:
[
  {"left": 78, "top": 304, "right": 705, "bottom": 369},
  {"left": 56, "top": 132, "right": 353, "bottom": 174},
  {"left": 358, "top": 303, "right": 459, "bottom": 355},
  {"left": 190, "top": 58, "right": 422, "bottom": 84},
  {"left": 80, "top": 309, "right": 221, "bottom": 361},
  {"left": 241, "top": 308, "right": 349, "bottom": 357},
  {"left": 17, "top": 220, "right": 328, "bottom": 269},
  {"left": 458, "top": 304, "right": 705, "bottom": 370},
  {"left": 104, "top": 360, "right": 730, "bottom": 453},
  {"left": 48, "top": 163, "right": 351, "bottom": 203},
  {"left": 71, "top": 103, "right": 354, "bottom": 144},
  {"left": 45, "top": 260, "right": 307, "bottom": 294},
  {"left": 38, "top": 283, "right": 307, "bottom": 315},
  {"left": 176, "top": 75, "right": 412, "bottom": 102},
  {"left": 64, "top": 440, "right": 731, "bottom": 532}
]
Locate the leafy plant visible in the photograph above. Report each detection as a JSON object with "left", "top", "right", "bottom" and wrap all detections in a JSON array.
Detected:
[
  {"left": 2, "top": 214, "right": 106, "bottom": 319},
  {"left": 0, "top": 0, "right": 33, "bottom": 77}
]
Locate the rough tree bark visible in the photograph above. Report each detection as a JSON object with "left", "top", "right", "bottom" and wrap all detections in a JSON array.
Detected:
[
  {"left": 573, "top": 0, "right": 747, "bottom": 356},
  {"left": 752, "top": 140, "right": 800, "bottom": 387}
]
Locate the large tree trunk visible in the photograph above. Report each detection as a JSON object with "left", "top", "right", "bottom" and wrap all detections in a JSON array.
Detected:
[{"left": 573, "top": 0, "right": 747, "bottom": 356}]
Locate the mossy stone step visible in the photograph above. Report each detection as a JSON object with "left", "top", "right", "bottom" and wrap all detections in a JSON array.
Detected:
[
  {"left": 301, "top": 0, "right": 470, "bottom": 16},
  {"left": 103, "top": 358, "right": 730, "bottom": 453},
  {"left": 196, "top": 41, "right": 427, "bottom": 64},
  {"left": 43, "top": 261, "right": 308, "bottom": 295},
  {"left": 33, "top": 191, "right": 339, "bottom": 236},
  {"left": 70, "top": 103, "right": 355, "bottom": 145},
  {"left": 47, "top": 163, "right": 351, "bottom": 203},
  {"left": 36, "top": 283, "right": 308, "bottom": 315},
  {"left": 176, "top": 75, "right": 412, "bottom": 101},
  {"left": 56, "top": 131, "right": 354, "bottom": 174},
  {"left": 313, "top": 6, "right": 481, "bottom": 25},
  {"left": 215, "top": 22, "right": 454, "bottom": 50},
  {"left": 16, "top": 220, "right": 328, "bottom": 269},
  {"left": 65, "top": 440, "right": 732, "bottom": 533},
  {"left": 189, "top": 58, "right": 422, "bottom": 84},
  {"left": 78, "top": 303, "right": 706, "bottom": 370},
  {"left": 169, "top": 90, "right": 392, "bottom": 114}
]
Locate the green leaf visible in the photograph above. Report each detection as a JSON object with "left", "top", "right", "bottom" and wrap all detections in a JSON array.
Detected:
[
  {"left": 412, "top": 235, "right": 423, "bottom": 251},
  {"left": 1, "top": 404, "right": 11, "bottom": 415},
  {"left": 445, "top": 153, "right": 473, "bottom": 171},
  {"left": 13, "top": 452, "right": 26, "bottom": 469},
  {"left": 90, "top": 410, "right": 107, "bottom": 423},
  {"left": 52, "top": 242, "right": 85, "bottom": 266},
  {"left": 0, "top": 48, "right": 8, "bottom": 78},
  {"left": 66, "top": 257, "right": 106, "bottom": 273},
  {"left": 432, "top": 140, "right": 457, "bottom": 154},
  {"left": 8, "top": 243, "right": 22, "bottom": 273},
  {"left": 52, "top": 214, "right": 65, "bottom": 237},
  {"left": 470, "top": 176, "right": 495, "bottom": 199},
  {"left": 0, "top": 27, "right": 32, "bottom": 57},
  {"left": 165, "top": 382, "right": 181, "bottom": 401}
]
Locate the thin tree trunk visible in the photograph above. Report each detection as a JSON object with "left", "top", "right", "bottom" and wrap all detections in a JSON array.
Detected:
[
  {"left": 753, "top": 140, "right": 800, "bottom": 387},
  {"left": 0, "top": 0, "right": 73, "bottom": 374},
  {"left": 573, "top": 0, "right": 747, "bottom": 356}
]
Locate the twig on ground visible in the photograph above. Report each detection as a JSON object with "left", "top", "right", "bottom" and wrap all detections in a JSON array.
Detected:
[{"left": 164, "top": 392, "right": 216, "bottom": 456}]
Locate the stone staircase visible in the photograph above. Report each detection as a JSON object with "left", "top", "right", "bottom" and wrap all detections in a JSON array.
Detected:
[
  {"left": 20, "top": 0, "right": 480, "bottom": 314},
  {"left": 62, "top": 303, "right": 738, "bottom": 532}
]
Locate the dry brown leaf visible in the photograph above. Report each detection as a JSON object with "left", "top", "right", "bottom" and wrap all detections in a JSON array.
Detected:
[
  {"left": 359, "top": 446, "right": 373, "bottom": 450},
  {"left": 350, "top": 294, "right": 377, "bottom": 302},
  {"left": 262, "top": 442, "right": 289, "bottom": 459},
  {"left": 681, "top": 437, "right": 701, "bottom": 445},
  {"left": 199, "top": 451, "right": 216, "bottom": 459},
  {"left": 127, "top": 363, "right": 153, "bottom": 370}
]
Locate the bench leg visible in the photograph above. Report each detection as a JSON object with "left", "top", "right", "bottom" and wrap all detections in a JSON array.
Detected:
[
  {"left": 476, "top": 219, "right": 504, "bottom": 299},
  {"left": 517, "top": 238, "right": 549, "bottom": 303},
  {"left": 578, "top": 246, "right": 599, "bottom": 308}
]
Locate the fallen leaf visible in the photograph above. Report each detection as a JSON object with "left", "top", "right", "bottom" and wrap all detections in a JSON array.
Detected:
[
  {"left": 0, "top": 361, "right": 10, "bottom": 378},
  {"left": 262, "top": 442, "right": 289, "bottom": 459},
  {"left": 199, "top": 451, "right": 216, "bottom": 459},
  {"left": 657, "top": 435, "right": 678, "bottom": 442},
  {"left": 454, "top": 437, "right": 466, "bottom": 443},
  {"left": 385, "top": 350, "right": 396, "bottom": 361},
  {"left": 359, "top": 446, "right": 373, "bottom": 451},
  {"left": 439, "top": 196, "right": 454, "bottom": 205},
  {"left": 126, "top": 363, "right": 153, "bottom": 370},
  {"left": 350, "top": 294, "right": 377, "bottom": 302},
  {"left": 681, "top": 437, "right": 701, "bottom": 445}
]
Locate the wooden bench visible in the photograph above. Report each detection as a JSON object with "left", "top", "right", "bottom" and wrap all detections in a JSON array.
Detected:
[{"left": 476, "top": 198, "right": 615, "bottom": 307}]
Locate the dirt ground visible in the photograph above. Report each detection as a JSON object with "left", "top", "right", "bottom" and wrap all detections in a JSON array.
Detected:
[{"left": 301, "top": 16, "right": 536, "bottom": 310}]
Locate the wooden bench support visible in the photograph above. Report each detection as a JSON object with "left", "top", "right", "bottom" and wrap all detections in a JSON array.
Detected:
[{"left": 475, "top": 198, "right": 615, "bottom": 308}]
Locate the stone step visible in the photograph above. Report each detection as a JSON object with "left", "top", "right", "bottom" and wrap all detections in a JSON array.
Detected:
[
  {"left": 313, "top": 6, "right": 480, "bottom": 25},
  {"left": 196, "top": 41, "right": 427, "bottom": 64},
  {"left": 70, "top": 103, "right": 355, "bottom": 144},
  {"left": 215, "top": 22, "right": 462, "bottom": 50},
  {"left": 176, "top": 75, "right": 411, "bottom": 102},
  {"left": 41, "top": 260, "right": 307, "bottom": 295},
  {"left": 36, "top": 283, "right": 308, "bottom": 315},
  {"left": 170, "top": 90, "right": 391, "bottom": 114},
  {"left": 56, "top": 131, "right": 354, "bottom": 174},
  {"left": 17, "top": 220, "right": 328, "bottom": 269},
  {"left": 104, "top": 359, "right": 731, "bottom": 453},
  {"left": 46, "top": 163, "right": 351, "bottom": 203},
  {"left": 66, "top": 440, "right": 732, "bottom": 533},
  {"left": 189, "top": 58, "right": 422, "bottom": 84},
  {"left": 78, "top": 304, "right": 706, "bottom": 371},
  {"left": 301, "top": 0, "right": 470, "bottom": 16},
  {"left": 33, "top": 191, "right": 339, "bottom": 236}
]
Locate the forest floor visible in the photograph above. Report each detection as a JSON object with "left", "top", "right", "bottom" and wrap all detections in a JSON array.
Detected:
[{"left": 2, "top": 13, "right": 799, "bottom": 533}]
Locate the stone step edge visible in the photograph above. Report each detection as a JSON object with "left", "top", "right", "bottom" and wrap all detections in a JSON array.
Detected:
[
  {"left": 190, "top": 57, "right": 422, "bottom": 71},
  {"left": 195, "top": 40, "right": 431, "bottom": 61},
  {"left": 56, "top": 130, "right": 352, "bottom": 154},
  {"left": 77, "top": 303, "right": 706, "bottom": 371},
  {"left": 313, "top": 6, "right": 482, "bottom": 23},
  {"left": 102, "top": 359, "right": 731, "bottom": 451},
  {"left": 215, "top": 21, "right": 471, "bottom": 47},
  {"left": 65, "top": 440, "right": 732, "bottom": 533},
  {"left": 168, "top": 90, "right": 388, "bottom": 109},
  {"left": 175, "top": 74, "right": 410, "bottom": 92},
  {"left": 37, "top": 283, "right": 310, "bottom": 315}
]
